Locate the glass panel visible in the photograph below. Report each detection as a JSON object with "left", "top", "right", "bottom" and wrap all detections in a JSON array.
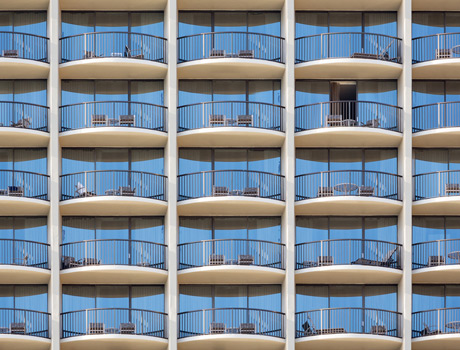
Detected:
[
  {"left": 131, "top": 217, "right": 164, "bottom": 244},
  {"left": 413, "top": 217, "right": 445, "bottom": 244},
  {"left": 329, "top": 12, "right": 362, "bottom": 33},
  {"left": 62, "top": 148, "right": 95, "bottom": 174},
  {"left": 365, "top": 285, "right": 397, "bottom": 311},
  {"left": 364, "top": 217, "right": 397, "bottom": 242},
  {"left": 295, "top": 12, "right": 328, "bottom": 38},
  {"left": 95, "top": 149, "right": 128, "bottom": 171},
  {"left": 0, "top": 149, "right": 13, "bottom": 171},
  {"left": 330, "top": 149, "right": 362, "bottom": 171},
  {"left": 0, "top": 286, "right": 14, "bottom": 309},
  {"left": 296, "top": 149, "right": 328, "bottom": 175},
  {"left": 0, "top": 81, "right": 13, "bottom": 102},
  {"left": 15, "top": 285, "right": 47, "bottom": 312},
  {"left": 131, "top": 12, "right": 164, "bottom": 36},
  {"left": 62, "top": 217, "right": 95, "bottom": 243},
  {"left": 131, "top": 81, "right": 164, "bottom": 105},
  {"left": 0, "top": 13, "right": 12, "bottom": 32},
  {"left": 13, "top": 80, "right": 47, "bottom": 106},
  {"left": 329, "top": 285, "right": 363, "bottom": 308},
  {"left": 364, "top": 149, "right": 397, "bottom": 174},
  {"left": 14, "top": 12, "right": 47, "bottom": 37},
  {"left": 364, "top": 13, "right": 397, "bottom": 37},
  {"left": 412, "top": 12, "right": 444, "bottom": 38},
  {"left": 95, "top": 285, "right": 129, "bottom": 309},
  {"left": 248, "top": 285, "right": 281, "bottom": 311},
  {"left": 296, "top": 285, "right": 328, "bottom": 311},
  {"left": 248, "top": 217, "right": 281, "bottom": 243},
  {"left": 61, "top": 80, "right": 94, "bottom": 105},
  {"left": 13, "top": 149, "right": 47, "bottom": 174},
  {"left": 178, "top": 12, "right": 211, "bottom": 37},
  {"left": 296, "top": 217, "right": 328, "bottom": 244},
  {"left": 178, "top": 81, "right": 212, "bottom": 106},
  {"left": 412, "top": 81, "right": 445, "bottom": 108},
  {"left": 131, "top": 149, "right": 164, "bottom": 174},
  {"left": 445, "top": 13, "right": 460, "bottom": 34},
  {"left": 179, "top": 149, "right": 212, "bottom": 174},
  {"left": 131, "top": 286, "right": 164, "bottom": 312},
  {"left": 357, "top": 81, "right": 397, "bottom": 105},
  {"left": 446, "top": 217, "right": 460, "bottom": 240},
  {"left": 248, "top": 149, "right": 281, "bottom": 174},
  {"left": 95, "top": 217, "right": 129, "bottom": 240},
  {"left": 329, "top": 217, "right": 362, "bottom": 240},
  {"left": 61, "top": 12, "right": 95, "bottom": 37},
  {"left": 213, "top": 81, "right": 246, "bottom": 102},
  {"left": 412, "top": 285, "right": 445, "bottom": 312},
  {"left": 62, "top": 285, "right": 96, "bottom": 313},
  {"left": 214, "top": 217, "right": 247, "bottom": 240},
  {"left": 95, "top": 12, "right": 128, "bottom": 32},
  {"left": 446, "top": 285, "right": 460, "bottom": 308},
  {"left": 13, "top": 217, "right": 47, "bottom": 243},
  {"left": 179, "top": 285, "right": 212, "bottom": 312},
  {"left": 214, "top": 149, "right": 247, "bottom": 171},
  {"left": 248, "top": 12, "right": 280, "bottom": 36},
  {"left": 413, "top": 149, "right": 448, "bottom": 175},
  {"left": 95, "top": 81, "right": 128, "bottom": 101},
  {"left": 214, "top": 12, "right": 246, "bottom": 32},
  {"left": 0, "top": 217, "right": 14, "bottom": 239},
  {"left": 214, "top": 285, "right": 247, "bottom": 308},
  {"left": 248, "top": 81, "right": 280, "bottom": 105},
  {"left": 296, "top": 81, "right": 330, "bottom": 107},
  {"left": 179, "top": 217, "right": 212, "bottom": 244},
  {"left": 446, "top": 81, "right": 460, "bottom": 103}
]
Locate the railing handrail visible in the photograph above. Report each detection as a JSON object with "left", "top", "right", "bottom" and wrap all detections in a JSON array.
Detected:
[
  {"left": 413, "top": 238, "right": 460, "bottom": 246},
  {"left": 60, "top": 100, "right": 167, "bottom": 109},
  {"left": 296, "top": 32, "right": 402, "bottom": 41},
  {"left": 178, "top": 238, "right": 285, "bottom": 247},
  {"left": 60, "top": 239, "right": 166, "bottom": 247},
  {"left": 413, "top": 101, "right": 460, "bottom": 110},
  {"left": 296, "top": 100, "right": 402, "bottom": 110},
  {"left": 295, "top": 169, "right": 401, "bottom": 178},
  {"left": 60, "top": 169, "right": 166, "bottom": 178},
  {"left": 297, "top": 307, "right": 401, "bottom": 315},
  {"left": 0, "top": 100, "right": 49, "bottom": 109},
  {"left": 0, "top": 308, "right": 50, "bottom": 316},
  {"left": 0, "top": 31, "right": 49, "bottom": 40},
  {"left": 296, "top": 238, "right": 401, "bottom": 246},
  {"left": 412, "top": 32, "right": 460, "bottom": 41},
  {"left": 178, "top": 307, "right": 285, "bottom": 316},
  {"left": 60, "top": 31, "right": 166, "bottom": 41},
  {"left": 413, "top": 169, "right": 460, "bottom": 178},
  {"left": 61, "top": 308, "right": 167, "bottom": 316},
  {"left": 0, "top": 169, "right": 49, "bottom": 178},
  {"left": 178, "top": 31, "right": 285, "bottom": 40},
  {"left": 178, "top": 100, "right": 285, "bottom": 109},
  {"left": 0, "top": 238, "right": 49, "bottom": 247},
  {"left": 412, "top": 307, "right": 460, "bottom": 315},
  {"left": 178, "top": 169, "right": 283, "bottom": 178}
]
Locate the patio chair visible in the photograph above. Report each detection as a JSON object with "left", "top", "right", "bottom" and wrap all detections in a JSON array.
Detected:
[
  {"left": 120, "top": 323, "right": 136, "bottom": 334},
  {"left": 11, "top": 118, "right": 30, "bottom": 128},
  {"left": 237, "top": 114, "right": 253, "bottom": 126},
  {"left": 212, "top": 186, "right": 229, "bottom": 196},
  {"left": 301, "top": 260, "right": 318, "bottom": 268},
  {"left": 421, "top": 323, "right": 442, "bottom": 336},
  {"left": 124, "top": 46, "right": 144, "bottom": 59},
  {"left": 91, "top": 114, "right": 108, "bottom": 126},
  {"left": 13, "top": 253, "right": 28, "bottom": 266},
  {"left": 209, "top": 254, "right": 225, "bottom": 265},
  {"left": 119, "top": 186, "right": 135, "bottom": 196},
  {"left": 428, "top": 255, "right": 445, "bottom": 267},
  {"left": 238, "top": 255, "right": 254, "bottom": 265},
  {"left": 240, "top": 323, "right": 256, "bottom": 334},
  {"left": 371, "top": 325, "right": 387, "bottom": 335},
  {"left": 84, "top": 51, "right": 96, "bottom": 59},
  {"left": 10, "top": 323, "right": 26, "bottom": 335},
  {"left": 62, "top": 256, "right": 81, "bottom": 269},
  {"left": 352, "top": 246, "right": 398, "bottom": 267},
  {"left": 302, "top": 320, "right": 316, "bottom": 336},
  {"left": 3, "top": 50, "right": 19, "bottom": 58},
  {"left": 436, "top": 49, "right": 452, "bottom": 59},
  {"left": 358, "top": 186, "right": 375, "bottom": 196},
  {"left": 326, "top": 115, "right": 343, "bottom": 127},
  {"left": 209, "top": 49, "right": 226, "bottom": 58},
  {"left": 0, "top": 189, "right": 6, "bottom": 195},
  {"left": 363, "top": 119, "right": 380, "bottom": 128},
  {"left": 0, "top": 327, "right": 8, "bottom": 334},
  {"left": 209, "top": 114, "right": 226, "bottom": 126},
  {"left": 317, "top": 187, "right": 333, "bottom": 197},
  {"left": 210, "top": 322, "right": 226, "bottom": 334},
  {"left": 8, "top": 186, "right": 23, "bottom": 197},
  {"left": 88, "top": 323, "right": 104, "bottom": 334},
  {"left": 119, "top": 115, "right": 135, "bottom": 126},
  {"left": 75, "top": 182, "right": 95, "bottom": 198},
  {"left": 317, "top": 256, "right": 333, "bottom": 266},
  {"left": 82, "top": 257, "right": 100, "bottom": 266},
  {"left": 243, "top": 187, "right": 259, "bottom": 197},
  {"left": 238, "top": 50, "right": 255, "bottom": 59},
  {"left": 445, "top": 183, "right": 460, "bottom": 195}
]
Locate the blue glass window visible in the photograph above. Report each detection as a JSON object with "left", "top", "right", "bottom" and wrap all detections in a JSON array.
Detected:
[
  {"left": 0, "top": 149, "right": 47, "bottom": 174},
  {"left": 0, "top": 285, "right": 47, "bottom": 313}
]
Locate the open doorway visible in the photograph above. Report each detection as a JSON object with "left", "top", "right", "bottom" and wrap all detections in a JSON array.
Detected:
[{"left": 330, "top": 81, "right": 357, "bottom": 123}]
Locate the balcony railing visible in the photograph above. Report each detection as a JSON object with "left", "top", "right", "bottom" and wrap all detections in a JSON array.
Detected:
[
  {"left": 0, "top": 170, "right": 49, "bottom": 200},
  {"left": 60, "top": 32, "right": 167, "bottom": 63},
  {"left": 295, "top": 32, "right": 402, "bottom": 63},
  {"left": 295, "top": 101, "right": 402, "bottom": 132},
  {"left": 61, "top": 239, "right": 166, "bottom": 270},
  {"left": 178, "top": 170, "right": 285, "bottom": 201},
  {"left": 413, "top": 33, "right": 460, "bottom": 63},
  {"left": 178, "top": 101, "right": 284, "bottom": 132},
  {"left": 0, "top": 32, "right": 48, "bottom": 62},
  {"left": 296, "top": 239, "right": 401, "bottom": 270},
  {"left": 0, "top": 239, "right": 48, "bottom": 269},
  {"left": 178, "top": 239, "right": 285, "bottom": 270},
  {"left": 412, "top": 239, "right": 460, "bottom": 270},
  {"left": 177, "top": 32, "right": 284, "bottom": 63},
  {"left": 60, "top": 101, "right": 167, "bottom": 132},
  {"left": 295, "top": 170, "right": 402, "bottom": 201},
  {"left": 0, "top": 308, "right": 49, "bottom": 338},
  {"left": 296, "top": 308, "right": 401, "bottom": 338},
  {"left": 413, "top": 170, "right": 460, "bottom": 200},
  {"left": 413, "top": 102, "right": 460, "bottom": 132},
  {"left": 0, "top": 101, "right": 48, "bottom": 132},
  {"left": 178, "top": 308, "right": 285, "bottom": 338},
  {"left": 60, "top": 170, "right": 167, "bottom": 201},
  {"left": 413, "top": 308, "right": 460, "bottom": 338},
  {"left": 61, "top": 308, "right": 167, "bottom": 339}
]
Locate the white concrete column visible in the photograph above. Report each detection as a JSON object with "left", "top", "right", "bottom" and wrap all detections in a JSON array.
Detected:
[
  {"left": 282, "top": 0, "right": 296, "bottom": 348},
  {"left": 398, "top": 0, "right": 412, "bottom": 349},
  {"left": 165, "top": 0, "right": 178, "bottom": 348},
  {"left": 47, "top": 0, "right": 61, "bottom": 348}
]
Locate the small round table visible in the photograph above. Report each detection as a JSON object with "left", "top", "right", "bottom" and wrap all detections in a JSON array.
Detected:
[
  {"left": 446, "top": 320, "right": 460, "bottom": 330},
  {"left": 334, "top": 183, "right": 358, "bottom": 195},
  {"left": 448, "top": 251, "right": 460, "bottom": 261}
]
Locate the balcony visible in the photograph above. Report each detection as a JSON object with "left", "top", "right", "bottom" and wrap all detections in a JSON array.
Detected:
[
  {"left": 412, "top": 239, "right": 460, "bottom": 283},
  {"left": 295, "top": 33, "right": 402, "bottom": 79},
  {"left": 61, "top": 308, "right": 167, "bottom": 350},
  {"left": 60, "top": 170, "right": 167, "bottom": 216},
  {"left": 0, "top": 102, "right": 48, "bottom": 147},
  {"left": 0, "top": 170, "right": 49, "bottom": 215},
  {"left": 412, "top": 308, "right": 460, "bottom": 350},
  {"left": 413, "top": 102, "right": 460, "bottom": 147},
  {"left": 413, "top": 170, "right": 460, "bottom": 214},
  {"left": 296, "top": 308, "right": 402, "bottom": 350},
  {"left": 295, "top": 170, "right": 402, "bottom": 215},
  {"left": 60, "top": 101, "right": 167, "bottom": 147},
  {"left": 295, "top": 239, "right": 402, "bottom": 284},
  {"left": 178, "top": 308, "right": 285, "bottom": 350},
  {"left": 0, "top": 308, "right": 50, "bottom": 350},
  {"left": 413, "top": 33, "right": 460, "bottom": 78},
  {"left": 177, "top": 170, "right": 285, "bottom": 216},
  {"left": 60, "top": 239, "right": 167, "bottom": 284},
  {"left": 0, "top": 32, "right": 49, "bottom": 78},
  {"left": 177, "top": 101, "right": 285, "bottom": 147},
  {"left": 60, "top": 32, "right": 167, "bottom": 79},
  {"left": 178, "top": 239, "right": 285, "bottom": 284},
  {"left": 177, "top": 32, "right": 285, "bottom": 79},
  {"left": 0, "top": 239, "right": 49, "bottom": 284},
  {"left": 295, "top": 101, "right": 402, "bottom": 147}
]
